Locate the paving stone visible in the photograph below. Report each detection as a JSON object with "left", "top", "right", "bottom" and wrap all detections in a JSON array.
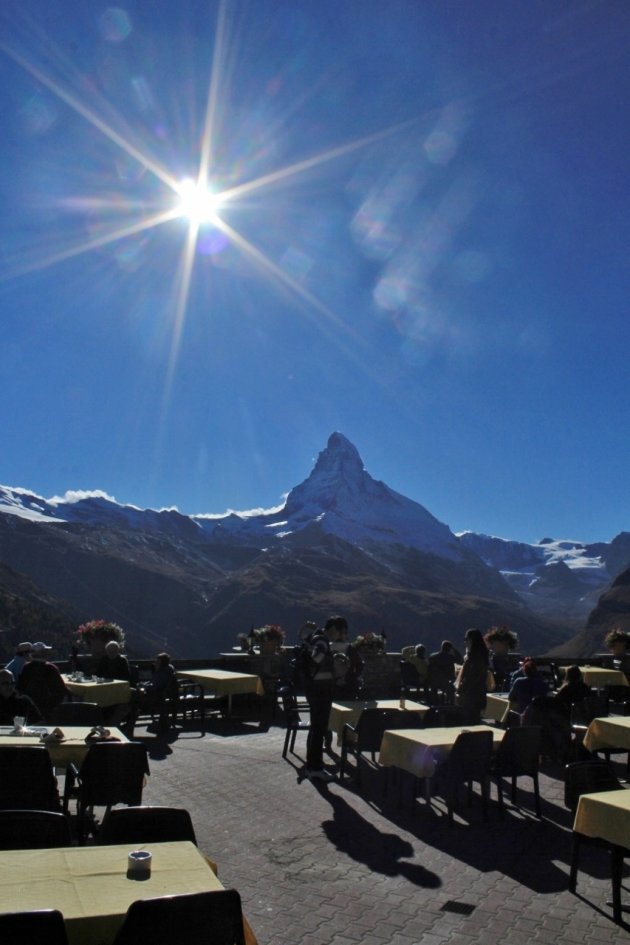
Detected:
[{"left": 134, "top": 719, "right": 630, "bottom": 945}]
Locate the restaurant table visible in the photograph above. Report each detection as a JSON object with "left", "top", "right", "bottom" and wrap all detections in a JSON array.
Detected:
[
  {"left": 0, "top": 725, "right": 128, "bottom": 768},
  {"left": 0, "top": 840, "right": 224, "bottom": 945},
  {"left": 63, "top": 676, "right": 132, "bottom": 709},
  {"left": 573, "top": 787, "right": 630, "bottom": 921},
  {"left": 379, "top": 724, "right": 504, "bottom": 780},
  {"left": 328, "top": 699, "right": 428, "bottom": 741},
  {"left": 177, "top": 669, "right": 264, "bottom": 714},
  {"left": 583, "top": 716, "right": 630, "bottom": 754},
  {"left": 483, "top": 693, "right": 511, "bottom": 723},
  {"left": 574, "top": 667, "right": 629, "bottom": 688}
]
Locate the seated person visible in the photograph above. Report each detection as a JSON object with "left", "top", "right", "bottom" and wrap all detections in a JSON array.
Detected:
[
  {"left": 501, "top": 659, "right": 549, "bottom": 723},
  {"left": 96, "top": 640, "right": 132, "bottom": 681},
  {"left": 603, "top": 628, "right": 630, "bottom": 678},
  {"left": 5, "top": 642, "right": 33, "bottom": 679},
  {"left": 555, "top": 665, "right": 592, "bottom": 708},
  {"left": 401, "top": 644, "right": 429, "bottom": 684},
  {"left": 124, "top": 652, "right": 177, "bottom": 735},
  {"left": 0, "top": 669, "right": 42, "bottom": 725},
  {"left": 17, "top": 641, "right": 69, "bottom": 721}
]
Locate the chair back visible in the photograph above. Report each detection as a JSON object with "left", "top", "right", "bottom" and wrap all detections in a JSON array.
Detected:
[
  {"left": 49, "top": 702, "right": 104, "bottom": 726},
  {"left": 354, "top": 709, "right": 402, "bottom": 752},
  {"left": 100, "top": 806, "right": 196, "bottom": 845},
  {"left": 278, "top": 686, "right": 304, "bottom": 727},
  {"left": 423, "top": 705, "right": 465, "bottom": 728},
  {"left": 400, "top": 661, "right": 421, "bottom": 689},
  {"left": 78, "top": 741, "right": 149, "bottom": 808},
  {"left": 112, "top": 889, "right": 245, "bottom": 945},
  {"left": 0, "top": 908, "right": 68, "bottom": 945},
  {"left": 443, "top": 730, "right": 494, "bottom": 782},
  {"left": 0, "top": 746, "right": 61, "bottom": 812},
  {"left": 564, "top": 759, "right": 622, "bottom": 811},
  {"left": 570, "top": 695, "right": 609, "bottom": 727},
  {"left": 493, "top": 726, "right": 542, "bottom": 776},
  {"left": 0, "top": 809, "right": 71, "bottom": 849}
]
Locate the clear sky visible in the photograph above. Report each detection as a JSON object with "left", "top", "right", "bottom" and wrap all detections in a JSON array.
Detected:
[{"left": 1, "top": 1, "right": 629, "bottom": 545}]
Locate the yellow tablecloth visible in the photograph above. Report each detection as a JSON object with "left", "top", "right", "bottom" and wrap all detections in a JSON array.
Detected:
[
  {"left": 328, "top": 699, "right": 428, "bottom": 740},
  {"left": 0, "top": 841, "right": 223, "bottom": 945},
  {"left": 63, "top": 676, "right": 132, "bottom": 708},
  {"left": 576, "top": 667, "right": 629, "bottom": 688},
  {"left": 178, "top": 669, "right": 264, "bottom": 696},
  {"left": 574, "top": 787, "right": 630, "bottom": 850},
  {"left": 483, "top": 693, "right": 511, "bottom": 722},
  {"left": 0, "top": 726, "right": 128, "bottom": 768},
  {"left": 379, "top": 724, "right": 504, "bottom": 779},
  {"left": 583, "top": 716, "right": 630, "bottom": 753}
]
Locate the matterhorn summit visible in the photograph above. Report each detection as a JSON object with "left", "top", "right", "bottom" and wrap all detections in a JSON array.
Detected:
[{"left": 275, "top": 432, "right": 462, "bottom": 559}]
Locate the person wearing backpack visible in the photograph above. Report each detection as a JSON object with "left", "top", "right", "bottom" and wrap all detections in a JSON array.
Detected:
[{"left": 304, "top": 615, "right": 348, "bottom": 781}]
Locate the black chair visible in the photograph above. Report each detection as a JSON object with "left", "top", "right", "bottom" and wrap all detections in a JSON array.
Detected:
[
  {"left": 63, "top": 741, "right": 150, "bottom": 842},
  {"left": 49, "top": 702, "right": 104, "bottom": 726},
  {"left": 422, "top": 705, "right": 465, "bottom": 727},
  {"left": 564, "top": 759, "right": 626, "bottom": 920},
  {"left": 432, "top": 729, "right": 494, "bottom": 822},
  {"left": 0, "top": 909, "right": 68, "bottom": 945},
  {"left": 492, "top": 726, "right": 542, "bottom": 817},
  {"left": 278, "top": 685, "right": 311, "bottom": 759},
  {"left": 175, "top": 681, "right": 207, "bottom": 729},
  {"left": 0, "top": 746, "right": 61, "bottom": 812},
  {"left": 0, "top": 809, "right": 71, "bottom": 849},
  {"left": 100, "top": 805, "right": 197, "bottom": 845},
  {"left": 400, "top": 661, "right": 423, "bottom": 699},
  {"left": 112, "top": 889, "right": 245, "bottom": 945},
  {"left": 570, "top": 695, "right": 610, "bottom": 757},
  {"left": 340, "top": 708, "right": 402, "bottom": 786}
]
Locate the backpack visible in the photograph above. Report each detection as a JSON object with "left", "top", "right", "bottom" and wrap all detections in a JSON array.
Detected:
[{"left": 290, "top": 630, "right": 333, "bottom": 688}]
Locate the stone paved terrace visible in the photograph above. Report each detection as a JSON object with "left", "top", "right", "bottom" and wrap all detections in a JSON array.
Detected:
[{"left": 129, "top": 703, "right": 630, "bottom": 945}]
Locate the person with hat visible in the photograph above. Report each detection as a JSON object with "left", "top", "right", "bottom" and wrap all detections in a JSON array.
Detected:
[
  {"left": 0, "top": 669, "right": 42, "bottom": 726},
  {"left": 4, "top": 642, "right": 33, "bottom": 679},
  {"left": 17, "top": 642, "right": 69, "bottom": 721}
]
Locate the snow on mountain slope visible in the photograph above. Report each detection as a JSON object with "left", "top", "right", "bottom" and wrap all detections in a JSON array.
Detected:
[{"left": 457, "top": 531, "right": 609, "bottom": 586}]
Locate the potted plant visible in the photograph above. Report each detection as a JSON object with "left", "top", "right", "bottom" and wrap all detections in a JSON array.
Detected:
[
  {"left": 352, "top": 632, "right": 386, "bottom": 657},
  {"left": 483, "top": 625, "right": 519, "bottom": 654},
  {"left": 76, "top": 620, "right": 126, "bottom": 671},
  {"left": 252, "top": 624, "right": 285, "bottom": 655}
]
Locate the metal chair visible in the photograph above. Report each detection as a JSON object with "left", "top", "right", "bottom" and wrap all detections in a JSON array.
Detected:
[
  {"left": 0, "top": 809, "right": 71, "bottom": 849},
  {"left": 0, "top": 745, "right": 62, "bottom": 812},
  {"left": 422, "top": 705, "right": 465, "bottom": 727},
  {"left": 340, "top": 708, "right": 402, "bottom": 787},
  {"left": 432, "top": 729, "right": 494, "bottom": 822},
  {"left": 63, "top": 740, "right": 150, "bottom": 842},
  {"left": 492, "top": 725, "right": 542, "bottom": 817},
  {"left": 277, "top": 685, "right": 311, "bottom": 759},
  {"left": 112, "top": 889, "right": 246, "bottom": 945},
  {"left": 400, "top": 661, "right": 423, "bottom": 699},
  {"left": 49, "top": 702, "right": 104, "bottom": 726},
  {"left": 99, "top": 805, "right": 197, "bottom": 845},
  {"left": 0, "top": 909, "right": 69, "bottom": 945}
]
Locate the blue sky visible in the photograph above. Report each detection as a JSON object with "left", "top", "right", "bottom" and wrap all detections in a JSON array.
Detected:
[{"left": 1, "top": 1, "right": 628, "bottom": 545}]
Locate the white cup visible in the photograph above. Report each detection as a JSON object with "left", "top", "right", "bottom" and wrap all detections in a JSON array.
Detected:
[
  {"left": 13, "top": 716, "right": 25, "bottom": 732},
  {"left": 127, "top": 850, "right": 152, "bottom": 877}
]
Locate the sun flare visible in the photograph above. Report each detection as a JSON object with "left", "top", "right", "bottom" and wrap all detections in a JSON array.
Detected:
[{"left": 175, "top": 178, "right": 223, "bottom": 225}]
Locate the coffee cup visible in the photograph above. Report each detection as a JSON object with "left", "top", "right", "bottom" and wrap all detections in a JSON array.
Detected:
[{"left": 127, "top": 850, "right": 152, "bottom": 879}]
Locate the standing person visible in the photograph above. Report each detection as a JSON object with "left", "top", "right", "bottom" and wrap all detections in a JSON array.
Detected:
[
  {"left": 5, "top": 642, "right": 33, "bottom": 679},
  {"left": 455, "top": 628, "right": 489, "bottom": 725},
  {"left": 427, "top": 640, "right": 463, "bottom": 703},
  {"left": 304, "top": 616, "right": 347, "bottom": 782},
  {"left": 17, "top": 641, "right": 69, "bottom": 721}
]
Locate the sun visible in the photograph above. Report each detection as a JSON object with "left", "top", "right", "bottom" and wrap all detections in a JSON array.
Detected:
[{"left": 175, "top": 178, "right": 223, "bottom": 225}]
